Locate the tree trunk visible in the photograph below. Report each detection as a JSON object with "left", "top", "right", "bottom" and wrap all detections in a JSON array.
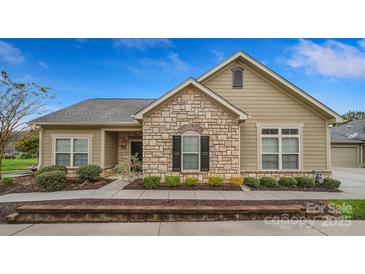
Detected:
[{"left": 0, "top": 145, "right": 3, "bottom": 180}]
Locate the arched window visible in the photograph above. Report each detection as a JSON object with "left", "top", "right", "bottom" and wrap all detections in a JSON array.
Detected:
[{"left": 231, "top": 67, "right": 244, "bottom": 88}]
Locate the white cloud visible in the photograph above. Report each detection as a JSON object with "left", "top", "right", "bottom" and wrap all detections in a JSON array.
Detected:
[
  {"left": 211, "top": 50, "right": 225, "bottom": 62},
  {"left": 113, "top": 38, "right": 173, "bottom": 50},
  {"left": 0, "top": 40, "right": 25, "bottom": 65},
  {"left": 286, "top": 39, "right": 365, "bottom": 79},
  {"left": 359, "top": 39, "right": 365, "bottom": 50},
  {"left": 38, "top": 60, "right": 49, "bottom": 68},
  {"left": 137, "top": 52, "right": 189, "bottom": 73}
]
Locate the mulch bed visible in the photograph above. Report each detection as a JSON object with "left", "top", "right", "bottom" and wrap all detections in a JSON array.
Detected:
[
  {"left": 250, "top": 185, "right": 341, "bottom": 192},
  {"left": 0, "top": 175, "right": 113, "bottom": 196},
  {"left": 0, "top": 198, "right": 329, "bottom": 223},
  {"left": 124, "top": 178, "right": 241, "bottom": 191}
]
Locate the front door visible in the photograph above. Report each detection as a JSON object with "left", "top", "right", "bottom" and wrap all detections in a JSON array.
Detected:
[{"left": 130, "top": 140, "right": 143, "bottom": 171}]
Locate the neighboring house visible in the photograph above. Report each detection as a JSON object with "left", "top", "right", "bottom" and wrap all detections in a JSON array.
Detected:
[
  {"left": 331, "top": 119, "right": 365, "bottom": 168},
  {"left": 30, "top": 51, "right": 343, "bottom": 181}
]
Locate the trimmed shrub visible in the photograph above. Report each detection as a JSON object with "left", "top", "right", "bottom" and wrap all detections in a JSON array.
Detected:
[
  {"left": 208, "top": 176, "right": 224, "bottom": 186},
  {"left": 77, "top": 165, "right": 102, "bottom": 183},
  {"left": 36, "top": 170, "right": 66, "bottom": 192},
  {"left": 2, "top": 177, "right": 15, "bottom": 185},
  {"left": 165, "top": 176, "right": 181, "bottom": 188},
  {"left": 295, "top": 176, "right": 315, "bottom": 188},
  {"left": 260, "top": 176, "right": 279, "bottom": 188},
  {"left": 143, "top": 176, "right": 161, "bottom": 189},
  {"left": 20, "top": 153, "right": 33, "bottom": 159},
  {"left": 278, "top": 177, "right": 297, "bottom": 187},
  {"left": 229, "top": 176, "right": 243, "bottom": 186},
  {"left": 36, "top": 165, "right": 67, "bottom": 177},
  {"left": 323, "top": 178, "right": 341, "bottom": 190},
  {"left": 185, "top": 177, "right": 199, "bottom": 186},
  {"left": 244, "top": 177, "right": 260, "bottom": 188}
]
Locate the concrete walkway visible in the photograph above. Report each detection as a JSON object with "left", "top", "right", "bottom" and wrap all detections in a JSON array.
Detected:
[
  {"left": 1, "top": 179, "right": 365, "bottom": 203},
  {"left": 1, "top": 220, "right": 364, "bottom": 236}
]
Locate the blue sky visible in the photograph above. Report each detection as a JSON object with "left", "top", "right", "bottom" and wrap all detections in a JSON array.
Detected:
[{"left": 1, "top": 38, "right": 365, "bottom": 117}]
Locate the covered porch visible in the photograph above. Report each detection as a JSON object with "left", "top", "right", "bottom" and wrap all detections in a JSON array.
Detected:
[{"left": 102, "top": 129, "right": 143, "bottom": 172}]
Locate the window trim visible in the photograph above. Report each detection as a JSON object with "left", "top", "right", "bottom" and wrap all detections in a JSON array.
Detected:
[
  {"left": 257, "top": 124, "right": 303, "bottom": 171},
  {"left": 52, "top": 134, "right": 92, "bottom": 168},
  {"left": 181, "top": 133, "right": 200, "bottom": 172}
]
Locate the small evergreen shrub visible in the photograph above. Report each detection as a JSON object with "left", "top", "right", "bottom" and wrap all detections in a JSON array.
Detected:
[
  {"left": 208, "top": 176, "right": 224, "bottom": 186},
  {"left": 185, "top": 177, "right": 199, "bottom": 186},
  {"left": 229, "top": 176, "right": 243, "bottom": 186},
  {"left": 323, "top": 178, "right": 341, "bottom": 190},
  {"left": 143, "top": 176, "right": 161, "bottom": 189},
  {"left": 36, "top": 170, "right": 66, "bottom": 192},
  {"left": 20, "top": 153, "right": 33, "bottom": 159},
  {"left": 244, "top": 177, "right": 260, "bottom": 188},
  {"left": 36, "top": 165, "right": 67, "bottom": 177},
  {"left": 2, "top": 177, "right": 15, "bottom": 185},
  {"left": 259, "top": 176, "right": 279, "bottom": 188},
  {"left": 165, "top": 176, "right": 181, "bottom": 188},
  {"left": 278, "top": 177, "right": 297, "bottom": 187},
  {"left": 295, "top": 176, "right": 315, "bottom": 188},
  {"left": 77, "top": 165, "right": 102, "bottom": 183}
]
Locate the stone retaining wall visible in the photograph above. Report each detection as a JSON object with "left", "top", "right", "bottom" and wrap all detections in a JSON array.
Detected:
[{"left": 241, "top": 170, "right": 332, "bottom": 178}]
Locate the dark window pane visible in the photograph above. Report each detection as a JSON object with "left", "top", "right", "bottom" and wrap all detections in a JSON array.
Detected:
[
  {"left": 282, "top": 128, "right": 299, "bottom": 135},
  {"left": 56, "top": 153, "right": 70, "bottom": 166},
  {"left": 262, "top": 128, "right": 278, "bottom": 135},
  {"left": 73, "top": 153, "right": 88, "bottom": 167},
  {"left": 262, "top": 154, "right": 279, "bottom": 169},
  {"left": 282, "top": 154, "right": 299, "bottom": 169},
  {"left": 183, "top": 154, "right": 199, "bottom": 170}
]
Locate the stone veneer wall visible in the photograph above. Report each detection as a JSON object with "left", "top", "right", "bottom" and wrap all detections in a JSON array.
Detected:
[
  {"left": 142, "top": 87, "right": 240, "bottom": 183},
  {"left": 241, "top": 170, "right": 332, "bottom": 178}
]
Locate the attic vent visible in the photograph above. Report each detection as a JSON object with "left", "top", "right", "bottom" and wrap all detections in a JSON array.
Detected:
[{"left": 231, "top": 67, "right": 244, "bottom": 88}]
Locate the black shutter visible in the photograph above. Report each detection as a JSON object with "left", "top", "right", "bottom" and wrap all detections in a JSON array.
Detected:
[
  {"left": 201, "top": 136, "right": 209, "bottom": 171},
  {"left": 172, "top": 136, "right": 181, "bottom": 171}
]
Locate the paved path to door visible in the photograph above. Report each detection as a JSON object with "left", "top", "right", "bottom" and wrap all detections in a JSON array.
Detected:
[
  {"left": 1, "top": 178, "right": 365, "bottom": 203},
  {"left": 1, "top": 220, "right": 365, "bottom": 236}
]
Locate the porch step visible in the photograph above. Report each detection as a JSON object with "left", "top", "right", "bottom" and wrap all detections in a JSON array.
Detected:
[{"left": 6, "top": 203, "right": 328, "bottom": 223}]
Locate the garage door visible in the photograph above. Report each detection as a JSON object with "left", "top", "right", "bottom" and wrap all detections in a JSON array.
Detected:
[{"left": 331, "top": 146, "right": 359, "bottom": 168}]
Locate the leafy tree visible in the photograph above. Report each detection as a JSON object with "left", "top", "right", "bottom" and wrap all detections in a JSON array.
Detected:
[
  {"left": 342, "top": 110, "right": 365, "bottom": 123},
  {"left": 15, "top": 128, "right": 40, "bottom": 155},
  {"left": 0, "top": 71, "right": 52, "bottom": 179}
]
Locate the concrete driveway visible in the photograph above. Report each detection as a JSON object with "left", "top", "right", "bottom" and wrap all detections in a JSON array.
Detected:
[{"left": 332, "top": 168, "right": 365, "bottom": 193}]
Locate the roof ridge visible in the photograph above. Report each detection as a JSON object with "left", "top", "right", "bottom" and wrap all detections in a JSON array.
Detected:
[{"left": 90, "top": 98, "right": 156, "bottom": 100}]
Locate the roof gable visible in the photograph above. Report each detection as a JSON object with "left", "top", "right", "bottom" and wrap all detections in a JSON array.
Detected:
[
  {"left": 133, "top": 78, "right": 249, "bottom": 121},
  {"left": 198, "top": 51, "right": 343, "bottom": 123}
]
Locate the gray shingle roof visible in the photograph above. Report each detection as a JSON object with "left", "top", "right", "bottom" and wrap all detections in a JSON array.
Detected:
[
  {"left": 31, "top": 98, "right": 155, "bottom": 124},
  {"left": 331, "top": 119, "right": 365, "bottom": 142}
]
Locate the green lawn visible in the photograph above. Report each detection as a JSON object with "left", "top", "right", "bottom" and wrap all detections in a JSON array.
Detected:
[
  {"left": 1, "top": 156, "right": 38, "bottom": 174},
  {"left": 329, "top": 200, "right": 365, "bottom": 220}
]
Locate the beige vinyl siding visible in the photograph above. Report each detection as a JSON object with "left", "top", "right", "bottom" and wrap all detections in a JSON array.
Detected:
[
  {"left": 41, "top": 126, "right": 102, "bottom": 167},
  {"left": 104, "top": 131, "right": 118, "bottom": 168},
  {"left": 203, "top": 62, "right": 328, "bottom": 171}
]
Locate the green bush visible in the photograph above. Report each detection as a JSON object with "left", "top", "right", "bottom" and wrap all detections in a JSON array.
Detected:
[
  {"left": 259, "top": 176, "right": 279, "bottom": 188},
  {"left": 244, "top": 177, "right": 260, "bottom": 188},
  {"left": 208, "top": 176, "right": 224, "bottom": 186},
  {"left": 143, "top": 176, "right": 161, "bottom": 189},
  {"left": 185, "top": 177, "right": 199, "bottom": 186},
  {"left": 19, "top": 153, "right": 33, "bottom": 159},
  {"left": 77, "top": 165, "right": 102, "bottom": 183},
  {"left": 278, "top": 177, "right": 297, "bottom": 187},
  {"left": 36, "top": 165, "right": 67, "bottom": 177},
  {"left": 295, "top": 176, "right": 315, "bottom": 188},
  {"left": 165, "top": 176, "right": 181, "bottom": 188},
  {"left": 2, "top": 177, "right": 15, "bottom": 185},
  {"left": 36, "top": 170, "right": 66, "bottom": 192},
  {"left": 323, "top": 178, "right": 341, "bottom": 190}
]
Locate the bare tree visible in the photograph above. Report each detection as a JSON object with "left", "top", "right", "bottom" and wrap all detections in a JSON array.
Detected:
[{"left": 0, "top": 71, "right": 52, "bottom": 179}]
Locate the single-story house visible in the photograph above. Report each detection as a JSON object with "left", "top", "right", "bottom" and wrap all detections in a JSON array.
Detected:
[
  {"left": 331, "top": 119, "right": 365, "bottom": 168},
  {"left": 30, "top": 51, "right": 343, "bottom": 182}
]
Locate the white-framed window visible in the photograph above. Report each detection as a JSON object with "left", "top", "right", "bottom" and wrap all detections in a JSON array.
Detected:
[
  {"left": 54, "top": 137, "right": 90, "bottom": 167},
  {"left": 181, "top": 134, "right": 200, "bottom": 171},
  {"left": 260, "top": 127, "right": 300, "bottom": 170}
]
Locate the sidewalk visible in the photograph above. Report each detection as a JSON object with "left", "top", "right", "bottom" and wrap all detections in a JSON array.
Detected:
[
  {"left": 1, "top": 220, "right": 365, "bottom": 236},
  {"left": 1, "top": 179, "right": 365, "bottom": 203}
]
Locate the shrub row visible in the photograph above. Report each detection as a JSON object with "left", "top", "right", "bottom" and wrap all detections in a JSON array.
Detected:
[
  {"left": 243, "top": 176, "right": 341, "bottom": 190},
  {"left": 35, "top": 164, "right": 102, "bottom": 192}
]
